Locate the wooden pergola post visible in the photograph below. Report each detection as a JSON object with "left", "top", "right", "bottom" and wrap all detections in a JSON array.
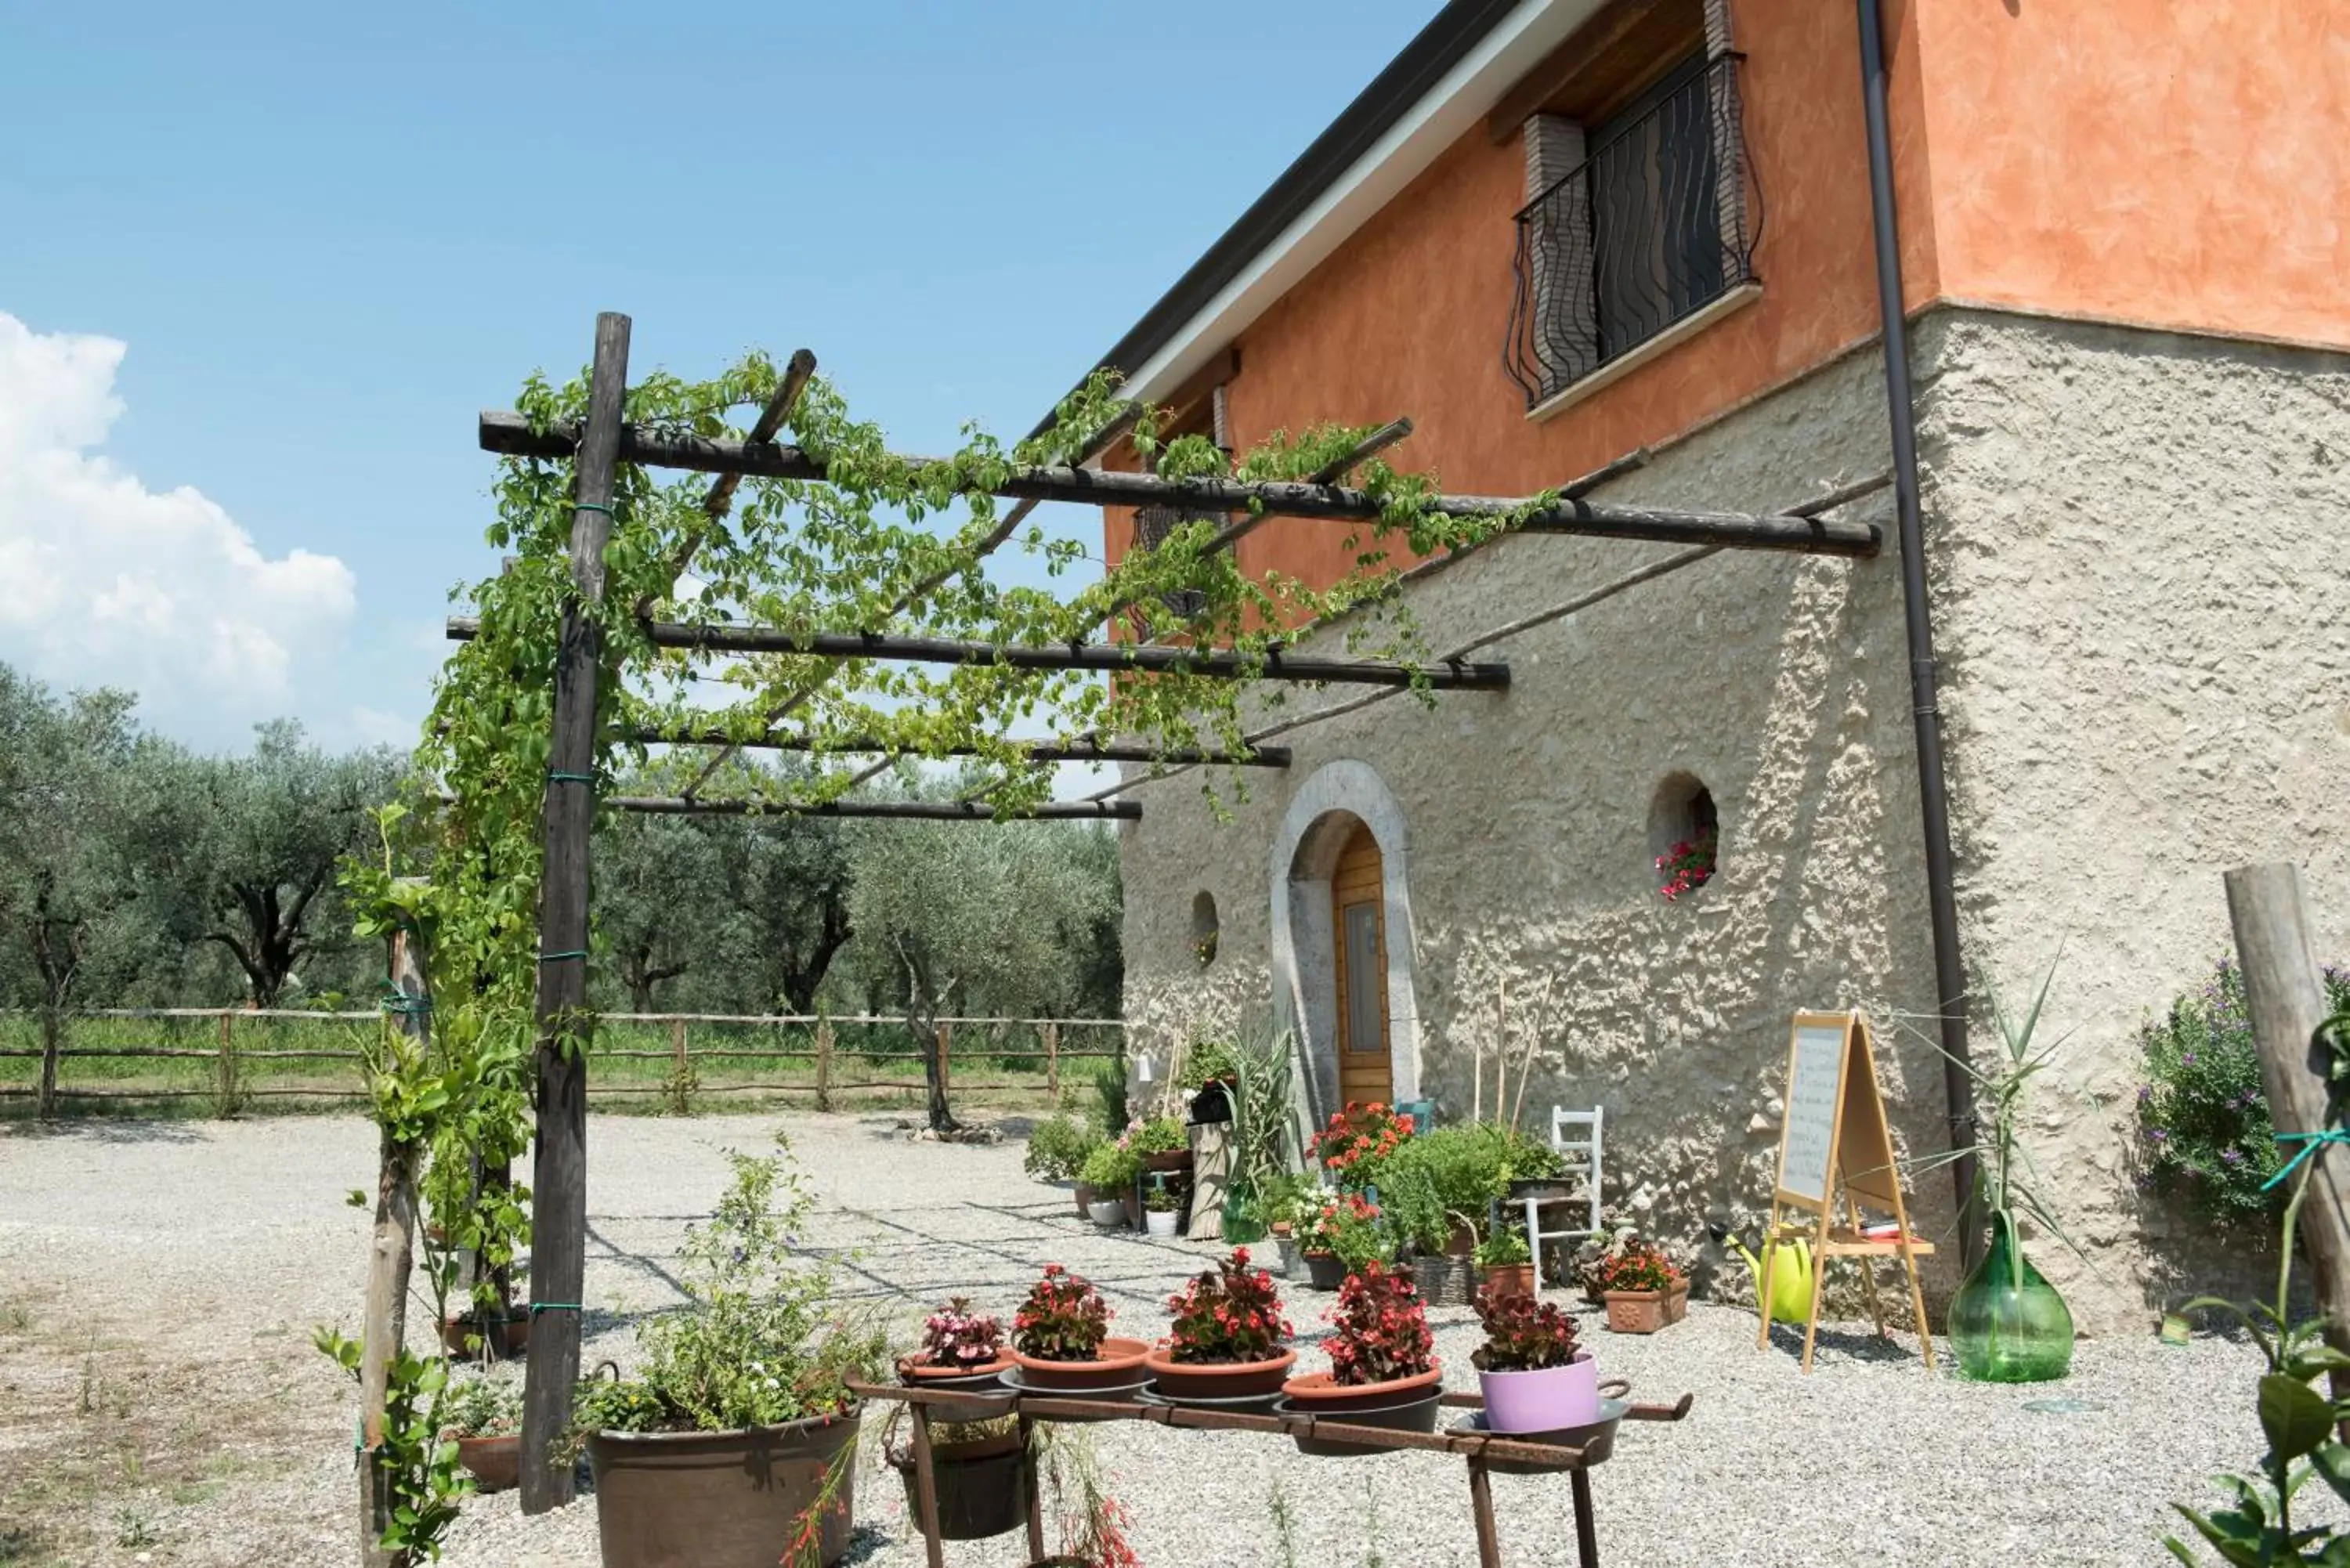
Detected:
[{"left": 519, "top": 311, "right": 631, "bottom": 1513}]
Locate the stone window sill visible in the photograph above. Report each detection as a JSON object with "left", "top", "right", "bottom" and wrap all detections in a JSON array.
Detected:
[{"left": 1526, "top": 282, "right": 1764, "bottom": 425}]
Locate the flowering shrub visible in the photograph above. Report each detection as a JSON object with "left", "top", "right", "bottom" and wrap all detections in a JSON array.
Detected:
[
  {"left": 1655, "top": 828, "right": 1716, "bottom": 901},
  {"left": 1474, "top": 1284, "right": 1583, "bottom": 1371},
  {"left": 1015, "top": 1264, "right": 1113, "bottom": 1361},
  {"left": 2138, "top": 956, "right": 2350, "bottom": 1226},
  {"left": 1322, "top": 1260, "right": 1434, "bottom": 1386},
  {"left": 1304, "top": 1193, "right": 1393, "bottom": 1274},
  {"left": 1166, "top": 1248, "right": 1292, "bottom": 1364},
  {"left": 1313, "top": 1100, "right": 1415, "bottom": 1188},
  {"left": 1079, "top": 1140, "right": 1141, "bottom": 1192},
  {"left": 1591, "top": 1242, "right": 1680, "bottom": 1295},
  {"left": 917, "top": 1297, "right": 1005, "bottom": 1371}
]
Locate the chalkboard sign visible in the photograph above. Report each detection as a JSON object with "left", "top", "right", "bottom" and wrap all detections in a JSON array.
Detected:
[{"left": 1775, "top": 1020, "right": 1849, "bottom": 1205}]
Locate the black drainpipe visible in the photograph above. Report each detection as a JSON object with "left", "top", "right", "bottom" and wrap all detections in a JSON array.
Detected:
[{"left": 1856, "top": 0, "right": 1982, "bottom": 1273}]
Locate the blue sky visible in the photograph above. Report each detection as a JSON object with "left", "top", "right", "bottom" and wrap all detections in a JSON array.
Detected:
[{"left": 0, "top": 2, "right": 1434, "bottom": 755}]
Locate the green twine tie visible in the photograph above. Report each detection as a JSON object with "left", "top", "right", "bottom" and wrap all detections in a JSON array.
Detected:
[
  {"left": 538, "top": 950, "right": 588, "bottom": 963},
  {"left": 571, "top": 500, "right": 614, "bottom": 516},
  {"left": 2262, "top": 1128, "right": 2350, "bottom": 1191},
  {"left": 548, "top": 771, "right": 595, "bottom": 784},
  {"left": 530, "top": 1302, "right": 583, "bottom": 1315}
]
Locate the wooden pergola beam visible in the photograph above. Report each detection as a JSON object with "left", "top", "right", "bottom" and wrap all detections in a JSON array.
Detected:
[
  {"left": 623, "top": 727, "right": 1289, "bottom": 768},
  {"left": 478, "top": 411, "right": 1882, "bottom": 557},
  {"left": 446, "top": 616, "right": 1510, "bottom": 691},
  {"left": 605, "top": 795, "right": 1139, "bottom": 821}
]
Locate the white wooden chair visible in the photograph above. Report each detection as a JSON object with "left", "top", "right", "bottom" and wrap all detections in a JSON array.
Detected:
[{"left": 1517, "top": 1106, "right": 1603, "bottom": 1292}]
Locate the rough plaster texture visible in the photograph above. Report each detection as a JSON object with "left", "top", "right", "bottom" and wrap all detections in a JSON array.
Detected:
[{"left": 1117, "top": 306, "right": 2350, "bottom": 1335}]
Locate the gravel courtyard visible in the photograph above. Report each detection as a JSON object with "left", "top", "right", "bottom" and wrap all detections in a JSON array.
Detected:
[{"left": 0, "top": 1111, "right": 2298, "bottom": 1567}]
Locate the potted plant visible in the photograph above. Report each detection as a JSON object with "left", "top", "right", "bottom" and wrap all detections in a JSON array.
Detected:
[
  {"left": 569, "top": 1147, "right": 880, "bottom": 1568},
  {"left": 1279, "top": 1261, "right": 1441, "bottom": 1453},
  {"left": 1143, "top": 1183, "right": 1183, "bottom": 1237},
  {"left": 1475, "top": 1226, "right": 1535, "bottom": 1302},
  {"left": 1472, "top": 1282, "right": 1595, "bottom": 1434},
  {"left": 1024, "top": 1115, "right": 1101, "bottom": 1218},
  {"left": 1311, "top": 1101, "right": 1415, "bottom": 1191},
  {"left": 1249, "top": 1172, "right": 1316, "bottom": 1278},
  {"left": 1079, "top": 1142, "right": 1137, "bottom": 1228},
  {"left": 1144, "top": 1248, "right": 1296, "bottom": 1404},
  {"left": 1301, "top": 1193, "right": 1389, "bottom": 1292},
  {"left": 1126, "top": 1114, "right": 1192, "bottom": 1173},
  {"left": 1009, "top": 1264, "right": 1151, "bottom": 1396},
  {"left": 440, "top": 1373, "right": 523, "bottom": 1493},
  {"left": 898, "top": 1297, "right": 1012, "bottom": 1386},
  {"left": 439, "top": 1304, "right": 530, "bottom": 1359},
  {"left": 886, "top": 1411, "right": 1025, "bottom": 1541},
  {"left": 1592, "top": 1242, "right": 1685, "bottom": 1334}
]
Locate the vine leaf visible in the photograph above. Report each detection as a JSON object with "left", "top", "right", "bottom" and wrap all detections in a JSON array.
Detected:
[{"left": 2261, "top": 1373, "right": 2335, "bottom": 1464}]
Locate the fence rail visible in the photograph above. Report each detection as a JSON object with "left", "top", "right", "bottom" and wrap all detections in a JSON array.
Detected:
[{"left": 0, "top": 1008, "right": 1126, "bottom": 1117}]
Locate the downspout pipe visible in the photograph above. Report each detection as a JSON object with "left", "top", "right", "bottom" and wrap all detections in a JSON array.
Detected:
[{"left": 1856, "top": 0, "right": 1983, "bottom": 1273}]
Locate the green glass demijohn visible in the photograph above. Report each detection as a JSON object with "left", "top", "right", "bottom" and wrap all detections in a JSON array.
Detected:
[{"left": 1949, "top": 1211, "right": 2073, "bottom": 1382}]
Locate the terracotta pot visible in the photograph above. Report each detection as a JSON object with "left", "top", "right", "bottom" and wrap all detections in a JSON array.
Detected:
[
  {"left": 455, "top": 1433, "right": 520, "bottom": 1492},
  {"left": 1072, "top": 1183, "right": 1093, "bottom": 1219},
  {"left": 441, "top": 1311, "right": 529, "bottom": 1357},
  {"left": 895, "top": 1353, "right": 1012, "bottom": 1387},
  {"left": 1280, "top": 1364, "right": 1442, "bottom": 1413},
  {"left": 1476, "top": 1350, "right": 1598, "bottom": 1433},
  {"left": 1009, "top": 1337, "right": 1152, "bottom": 1393},
  {"left": 1480, "top": 1263, "right": 1537, "bottom": 1301},
  {"left": 587, "top": 1406, "right": 861, "bottom": 1568},
  {"left": 890, "top": 1429, "right": 1025, "bottom": 1541},
  {"left": 1302, "top": 1250, "right": 1346, "bottom": 1292},
  {"left": 1141, "top": 1148, "right": 1194, "bottom": 1172},
  {"left": 1144, "top": 1344, "right": 1297, "bottom": 1402},
  {"left": 1122, "top": 1191, "right": 1142, "bottom": 1229},
  {"left": 1666, "top": 1281, "right": 1690, "bottom": 1324},
  {"left": 1603, "top": 1288, "right": 1670, "bottom": 1335}
]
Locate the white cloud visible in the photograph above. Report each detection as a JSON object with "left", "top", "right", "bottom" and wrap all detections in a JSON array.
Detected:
[{"left": 0, "top": 312, "right": 357, "bottom": 742}]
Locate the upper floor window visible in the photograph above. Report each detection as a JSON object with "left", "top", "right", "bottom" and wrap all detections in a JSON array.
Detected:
[{"left": 1504, "top": 51, "right": 1761, "bottom": 411}]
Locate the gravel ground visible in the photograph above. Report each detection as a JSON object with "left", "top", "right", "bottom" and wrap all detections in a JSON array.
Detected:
[{"left": 0, "top": 1111, "right": 2308, "bottom": 1567}]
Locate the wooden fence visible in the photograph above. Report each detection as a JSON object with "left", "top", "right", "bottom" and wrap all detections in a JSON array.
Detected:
[{"left": 0, "top": 1008, "right": 1126, "bottom": 1116}]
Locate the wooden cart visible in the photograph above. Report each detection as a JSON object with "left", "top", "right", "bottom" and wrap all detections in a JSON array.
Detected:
[{"left": 848, "top": 1377, "right": 1692, "bottom": 1568}]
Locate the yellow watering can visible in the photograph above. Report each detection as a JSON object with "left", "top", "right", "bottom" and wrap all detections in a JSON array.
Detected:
[{"left": 1716, "top": 1228, "right": 1813, "bottom": 1324}]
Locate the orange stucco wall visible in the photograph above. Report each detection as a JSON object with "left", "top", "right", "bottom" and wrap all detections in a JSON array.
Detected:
[
  {"left": 1104, "top": 0, "right": 1934, "bottom": 591},
  {"left": 1913, "top": 0, "right": 2350, "bottom": 349}
]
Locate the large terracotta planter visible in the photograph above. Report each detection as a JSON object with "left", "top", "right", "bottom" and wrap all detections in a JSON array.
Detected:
[
  {"left": 1476, "top": 1351, "right": 1597, "bottom": 1434},
  {"left": 1141, "top": 1148, "right": 1194, "bottom": 1173},
  {"left": 1009, "top": 1337, "right": 1152, "bottom": 1393},
  {"left": 456, "top": 1433, "right": 520, "bottom": 1492},
  {"left": 586, "top": 1406, "right": 861, "bottom": 1568},
  {"left": 1144, "top": 1344, "right": 1297, "bottom": 1402},
  {"left": 1280, "top": 1364, "right": 1442, "bottom": 1413},
  {"left": 1667, "top": 1281, "right": 1690, "bottom": 1324},
  {"left": 891, "top": 1429, "right": 1025, "bottom": 1540}
]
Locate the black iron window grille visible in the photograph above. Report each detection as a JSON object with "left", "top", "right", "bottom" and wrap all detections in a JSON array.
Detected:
[
  {"left": 1504, "top": 52, "right": 1762, "bottom": 409},
  {"left": 1130, "top": 504, "right": 1224, "bottom": 621}
]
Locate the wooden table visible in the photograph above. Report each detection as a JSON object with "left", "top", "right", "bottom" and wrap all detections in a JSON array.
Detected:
[{"left": 848, "top": 1377, "right": 1692, "bottom": 1568}]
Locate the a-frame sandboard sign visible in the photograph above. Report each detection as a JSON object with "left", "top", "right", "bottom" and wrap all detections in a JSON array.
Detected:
[{"left": 1756, "top": 1010, "right": 1936, "bottom": 1372}]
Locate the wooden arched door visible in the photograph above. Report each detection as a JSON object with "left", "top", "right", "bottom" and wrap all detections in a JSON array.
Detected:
[{"left": 1330, "top": 821, "right": 1392, "bottom": 1107}]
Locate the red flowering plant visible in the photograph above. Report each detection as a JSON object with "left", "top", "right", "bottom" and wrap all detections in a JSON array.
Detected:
[
  {"left": 1656, "top": 828, "right": 1717, "bottom": 901},
  {"left": 1473, "top": 1282, "right": 1583, "bottom": 1371},
  {"left": 1322, "top": 1260, "right": 1435, "bottom": 1386},
  {"left": 1166, "top": 1248, "right": 1292, "bottom": 1364},
  {"left": 1590, "top": 1242, "right": 1682, "bottom": 1296},
  {"left": 1014, "top": 1264, "right": 1113, "bottom": 1362},
  {"left": 1312, "top": 1100, "right": 1416, "bottom": 1189},
  {"left": 916, "top": 1296, "right": 1005, "bottom": 1372},
  {"left": 1303, "top": 1192, "right": 1392, "bottom": 1274}
]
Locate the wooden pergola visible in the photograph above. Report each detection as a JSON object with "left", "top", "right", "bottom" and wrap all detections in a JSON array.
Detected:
[{"left": 480, "top": 311, "right": 1888, "bottom": 1509}]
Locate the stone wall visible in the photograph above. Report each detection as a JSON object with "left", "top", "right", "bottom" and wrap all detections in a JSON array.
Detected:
[{"left": 1114, "top": 305, "right": 2350, "bottom": 1333}]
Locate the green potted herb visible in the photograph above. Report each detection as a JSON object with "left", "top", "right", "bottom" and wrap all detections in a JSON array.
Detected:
[
  {"left": 1079, "top": 1142, "right": 1137, "bottom": 1227},
  {"left": 1024, "top": 1114, "right": 1102, "bottom": 1216},
  {"left": 1474, "top": 1226, "right": 1535, "bottom": 1302},
  {"left": 1144, "top": 1183, "right": 1184, "bottom": 1237},
  {"left": 567, "top": 1146, "right": 882, "bottom": 1568},
  {"left": 439, "top": 1373, "right": 523, "bottom": 1493}
]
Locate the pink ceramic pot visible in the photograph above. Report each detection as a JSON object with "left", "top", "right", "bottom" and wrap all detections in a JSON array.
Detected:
[{"left": 1476, "top": 1349, "right": 1597, "bottom": 1433}]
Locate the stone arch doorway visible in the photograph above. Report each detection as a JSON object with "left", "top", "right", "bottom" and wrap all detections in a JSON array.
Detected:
[{"left": 1271, "top": 761, "right": 1420, "bottom": 1133}]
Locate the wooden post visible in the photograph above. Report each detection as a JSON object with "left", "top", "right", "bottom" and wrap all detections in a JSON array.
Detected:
[
  {"left": 815, "top": 1015, "right": 833, "bottom": 1112},
  {"left": 519, "top": 311, "right": 631, "bottom": 1514},
  {"left": 359, "top": 929, "right": 430, "bottom": 1568},
  {"left": 669, "top": 1018, "right": 688, "bottom": 1115},
  {"left": 937, "top": 1021, "right": 953, "bottom": 1101},
  {"left": 35, "top": 1006, "right": 60, "bottom": 1120},
  {"left": 215, "top": 1010, "right": 237, "bottom": 1116},
  {"left": 2226, "top": 864, "right": 2350, "bottom": 1393},
  {"left": 1044, "top": 1021, "right": 1061, "bottom": 1103}
]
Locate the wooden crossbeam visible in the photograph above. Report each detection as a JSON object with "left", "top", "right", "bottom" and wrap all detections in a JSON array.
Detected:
[
  {"left": 622, "top": 727, "right": 1289, "bottom": 768},
  {"left": 603, "top": 795, "right": 1138, "bottom": 821},
  {"left": 446, "top": 616, "right": 1510, "bottom": 691},
  {"left": 478, "top": 411, "right": 1882, "bottom": 556}
]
